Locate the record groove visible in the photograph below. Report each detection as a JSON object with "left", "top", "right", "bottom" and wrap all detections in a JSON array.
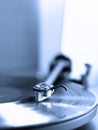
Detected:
[{"left": 0, "top": 81, "right": 97, "bottom": 129}]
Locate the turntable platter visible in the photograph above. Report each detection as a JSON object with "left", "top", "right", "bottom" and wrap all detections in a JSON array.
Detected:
[
  {"left": 0, "top": 81, "right": 97, "bottom": 130},
  {"left": 0, "top": 85, "right": 33, "bottom": 103},
  {"left": 0, "top": 86, "right": 21, "bottom": 103}
]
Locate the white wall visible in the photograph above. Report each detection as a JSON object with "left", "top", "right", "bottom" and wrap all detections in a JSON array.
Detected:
[{"left": 61, "top": 0, "right": 98, "bottom": 87}]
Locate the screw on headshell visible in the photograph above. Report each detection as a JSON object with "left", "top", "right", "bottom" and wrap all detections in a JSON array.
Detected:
[{"left": 32, "top": 54, "right": 71, "bottom": 102}]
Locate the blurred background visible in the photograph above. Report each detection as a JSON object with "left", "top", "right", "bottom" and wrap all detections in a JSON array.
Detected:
[
  {"left": 61, "top": 0, "right": 98, "bottom": 88},
  {"left": 0, "top": 0, "right": 98, "bottom": 88},
  {"left": 0, "top": 0, "right": 64, "bottom": 79}
]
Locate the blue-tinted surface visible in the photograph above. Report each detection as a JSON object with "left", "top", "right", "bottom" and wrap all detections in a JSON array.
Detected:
[
  {"left": 0, "top": 0, "right": 64, "bottom": 77},
  {"left": 0, "top": 0, "right": 39, "bottom": 76}
]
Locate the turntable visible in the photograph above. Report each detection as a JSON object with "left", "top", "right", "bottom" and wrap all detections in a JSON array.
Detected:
[
  {"left": 0, "top": 1, "right": 97, "bottom": 129},
  {"left": 0, "top": 54, "right": 97, "bottom": 130}
]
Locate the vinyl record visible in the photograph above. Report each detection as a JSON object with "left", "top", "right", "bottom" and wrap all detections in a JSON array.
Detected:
[{"left": 0, "top": 81, "right": 97, "bottom": 130}]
